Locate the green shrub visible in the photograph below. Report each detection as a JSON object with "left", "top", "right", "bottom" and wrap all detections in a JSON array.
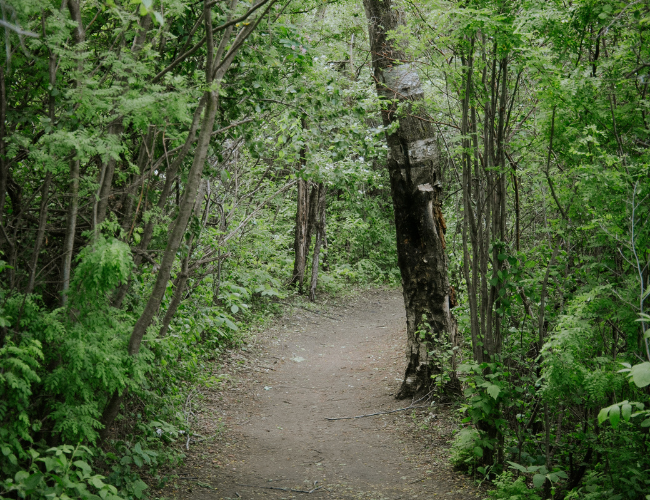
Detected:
[
  {"left": 0, "top": 444, "right": 124, "bottom": 500},
  {"left": 487, "top": 471, "right": 541, "bottom": 500},
  {"left": 450, "top": 427, "right": 480, "bottom": 469}
]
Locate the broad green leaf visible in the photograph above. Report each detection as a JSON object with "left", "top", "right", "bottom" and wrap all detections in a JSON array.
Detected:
[
  {"left": 15, "top": 470, "right": 30, "bottom": 482},
  {"left": 90, "top": 476, "right": 106, "bottom": 489},
  {"left": 598, "top": 406, "right": 610, "bottom": 425},
  {"left": 73, "top": 460, "right": 92, "bottom": 473},
  {"left": 621, "top": 403, "right": 632, "bottom": 421},
  {"left": 533, "top": 474, "right": 546, "bottom": 488},
  {"left": 507, "top": 461, "right": 528, "bottom": 473},
  {"left": 132, "top": 479, "right": 148, "bottom": 498},
  {"left": 609, "top": 404, "right": 621, "bottom": 427},
  {"left": 629, "top": 362, "right": 650, "bottom": 387},
  {"left": 486, "top": 384, "right": 501, "bottom": 400}
]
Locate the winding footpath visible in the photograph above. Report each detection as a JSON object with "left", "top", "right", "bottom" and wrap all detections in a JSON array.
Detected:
[{"left": 160, "top": 289, "right": 484, "bottom": 500}]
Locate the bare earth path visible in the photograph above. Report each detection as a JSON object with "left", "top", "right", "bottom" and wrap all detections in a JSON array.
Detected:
[{"left": 159, "top": 288, "right": 484, "bottom": 499}]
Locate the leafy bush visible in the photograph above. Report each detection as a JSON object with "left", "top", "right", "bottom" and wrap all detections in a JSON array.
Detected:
[
  {"left": 1, "top": 444, "right": 124, "bottom": 500},
  {"left": 487, "top": 471, "right": 541, "bottom": 500},
  {"left": 450, "top": 427, "right": 480, "bottom": 469}
]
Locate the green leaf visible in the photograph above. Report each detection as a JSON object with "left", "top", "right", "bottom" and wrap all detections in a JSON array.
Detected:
[
  {"left": 231, "top": 304, "right": 239, "bottom": 314},
  {"left": 598, "top": 406, "right": 610, "bottom": 425},
  {"left": 533, "top": 474, "right": 546, "bottom": 488},
  {"left": 609, "top": 404, "right": 621, "bottom": 427},
  {"left": 133, "top": 454, "right": 143, "bottom": 467},
  {"left": 23, "top": 472, "right": 43, "bottom": 491},
  {"left": 486, "top": 384, "right": 501, "bottom": 400},
  {"left": 132, "top": 479, "right": 148, "bottom": 498},
  {"left": 90, "top": 476, "right": 106, "bottom": 489},
  {"left": 473, "top": 446, "right": 483, "bottom": 457},
  {"left": 73, "top": 460, "right": 92, "bottom": 474},
  {"left": 15, "top": 470, "right": 30, "bottom": 482},
  {"left": 629, "top": 362, "right": 650, "bottom": 387},
  {"left": 621, "top": 403, "right": 632, "bottom": 421},
  {"left": 507, "top": 461, "right": 528, "bottom": 473}
]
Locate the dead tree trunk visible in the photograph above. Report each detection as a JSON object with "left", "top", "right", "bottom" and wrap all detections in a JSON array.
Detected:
[{"left": 363, "top": 0, "right": 456, "bottom": 399}]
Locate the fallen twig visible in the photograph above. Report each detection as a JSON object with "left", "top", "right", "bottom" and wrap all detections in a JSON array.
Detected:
[
  {"left": 325, "top": 404, "right": 431, "bottom": 421},
  {"left": 238, "top": 484, "right": 322, "bottom": 494}
]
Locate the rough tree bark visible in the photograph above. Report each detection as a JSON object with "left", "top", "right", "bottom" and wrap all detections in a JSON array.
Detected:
[{"left": 363, "top": 0, "right": 457, "bottom": 399}]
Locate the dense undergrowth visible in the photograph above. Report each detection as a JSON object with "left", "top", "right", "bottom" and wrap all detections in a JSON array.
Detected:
[
  {"left": 0, "top": 184, "right": 399, "bottom": 499},
  {"left": 2, "top": 0, "right": 650, "bottom": 498}
]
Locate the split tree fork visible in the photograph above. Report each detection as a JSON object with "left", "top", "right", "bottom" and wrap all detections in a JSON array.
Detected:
[
  {"left": 362, "top": 0, "right": 457, "bottom": 398},
  {"left": 290, "top": 119, "right": 328, "bottom": 300}
]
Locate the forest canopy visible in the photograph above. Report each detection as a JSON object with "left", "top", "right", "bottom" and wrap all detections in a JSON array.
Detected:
[{"left": 0, "top": 0, "right": 649, "bottom": 498}]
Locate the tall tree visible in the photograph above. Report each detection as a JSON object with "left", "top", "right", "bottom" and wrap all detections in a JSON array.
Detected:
[{"left": 362, "top": 0, "right": 457, "bottom": 398}]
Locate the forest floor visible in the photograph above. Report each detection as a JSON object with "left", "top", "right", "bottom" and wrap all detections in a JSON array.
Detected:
[{"left": 156, "top": 288, "right": 487, "bottom": 500}]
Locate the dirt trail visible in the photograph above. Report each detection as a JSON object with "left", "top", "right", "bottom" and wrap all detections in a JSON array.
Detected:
[{"left": 161, "top": 289, "right": 483, "bottom": 499}]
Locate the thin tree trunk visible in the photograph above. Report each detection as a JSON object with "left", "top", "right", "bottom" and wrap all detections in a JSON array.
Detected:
[
  {"left": 363, "top": 0, "right": 456, "bottom": 399},
  {"left": 96, "top": 122, "right": 123, "bottom": 227},
  {"left": 100, "top": 90, "right": 218, "bottom": 440},
  {"left": 100, "top": 0, "right": 277, "bottom": 439},
  {"left": 291, "top": 178, "right": 308, "bottom": 291},
  {"left": 159, "top": 180, "right": 206, "bottom": 337},
  {"left": 27, "top": 40, "right": 58, "bottom": 294},
  {"left": 290, "top": 119, "right": 309, "bottom": 292},
  {"left": 305, "top": 182, "right": 319, "bottom": 256},
  {"left": 60, "top": 160, "right": 80, "bottom": 305},
  {"left": 61, "top": 0, "right": 84, "bottom": 305},
  {"left": 26, "top": 172, "right": 51, "bottom": 294},
  {"left": 112, "top": 129, "right": 157, "bottom": 308},
  {"left": 138, "top": 96, "right": 207, "bottom": 258},
  {"left": 309, "top": 183, "right": 326, "bottom": 301},
  {"left": 128, "top": 94, "right": 216, "bottom": 355},
  {"left": 0, "top": 67, "right": 7, "bottom": 227}
]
